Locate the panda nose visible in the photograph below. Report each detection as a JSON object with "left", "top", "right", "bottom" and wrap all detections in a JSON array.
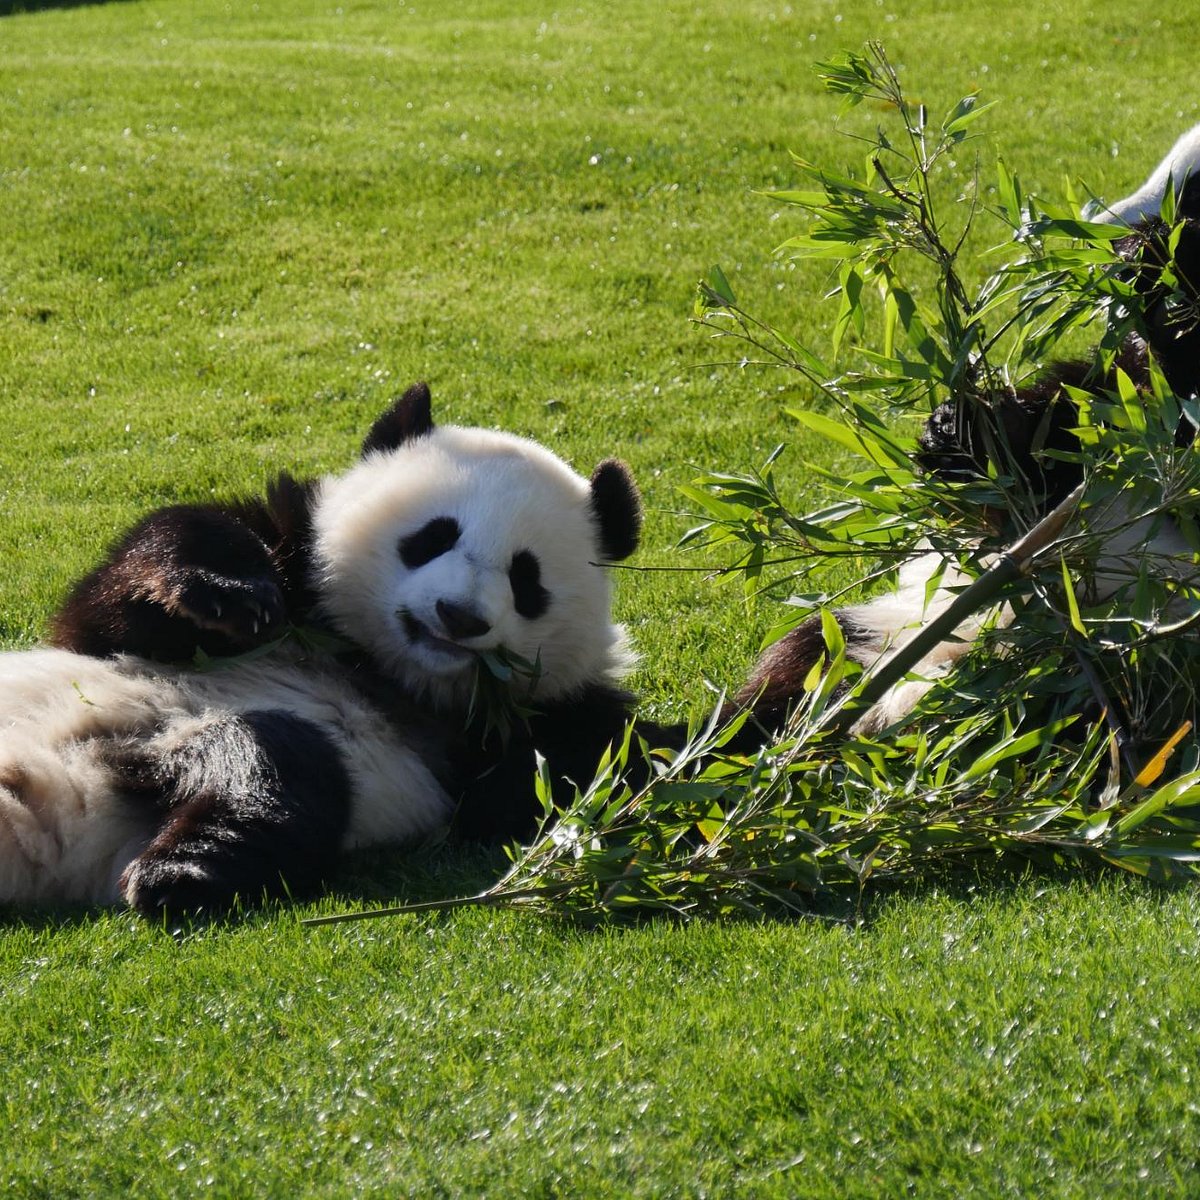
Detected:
[{"left": 436, "top": 599, "right": 491, "bottom": 641}]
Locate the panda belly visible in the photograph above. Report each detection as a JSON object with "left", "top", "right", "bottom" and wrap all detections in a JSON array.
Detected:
[
  {"left": 822, "top": 507, "right": 1198, "bottom": 736},
  {"left": 0, "top": 649, "right": 181, "bottom": 904},
  {"left": 0, "top": 648, "right": 453, "bottom": 908},
  {"left": 182, "top": 656, "right": 456, "bottom": 849}
]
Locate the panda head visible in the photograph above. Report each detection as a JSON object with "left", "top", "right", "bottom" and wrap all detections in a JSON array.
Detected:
[{"left": 310, "top": 383, "right": 642, "bottom": 710}]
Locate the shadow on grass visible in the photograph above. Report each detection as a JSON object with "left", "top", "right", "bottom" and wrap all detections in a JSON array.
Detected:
[
  {"left": 327, "top": 841, "right": 512, "bottom": 911},
  {"left": 1, "top": 845, "right": 1187, "bottom": 934},
  {"left": 1, "top": 0, "right": 137, "bottom": 15},
  {"left": 314, "top": 843, "right": 1193, "bottom": 933},
  {"left": 851, "top": 855, "right": 1195, "bottom": 926},
  {"left": 0, "top": 841, "right": 512, "bottom": 934},
  {"left": 0, "top": 902, "right": 112, "bottom": 933}
]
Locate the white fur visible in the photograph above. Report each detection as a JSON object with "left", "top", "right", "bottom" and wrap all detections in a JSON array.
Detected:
[
  {"left": 836, "top": 553, "right": 997, "bottom": 735},
  {"left": 844, "top": 501, "right": 1200, "bottom": 734},
  {"left": 861, "top": 115, "right": 1200, "bottom": 723},
  {"left": 1087, "top": 122, "right": 1200, "bottom": 225},
  {"left": 0, "top": 648, "right": 453, "bottom": 905}
]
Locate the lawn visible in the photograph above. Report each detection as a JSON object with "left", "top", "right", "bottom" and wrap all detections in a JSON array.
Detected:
[{"left": 2, "top": 0, "right": 1200, "bottom": 1194}]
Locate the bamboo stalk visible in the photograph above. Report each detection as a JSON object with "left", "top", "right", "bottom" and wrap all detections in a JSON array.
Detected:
[{"left": 824, "top": 482, "right": 1085, "bottom": 738}]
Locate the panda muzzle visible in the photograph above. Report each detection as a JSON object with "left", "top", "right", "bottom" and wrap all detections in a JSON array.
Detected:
[{"left": 435, "top": 599, "right": 492, "bottom": 641}]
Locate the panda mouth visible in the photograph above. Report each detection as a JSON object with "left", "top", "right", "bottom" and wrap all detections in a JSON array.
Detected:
[{"left": 400, "top": 610, "right": 476, "bottom": 663}]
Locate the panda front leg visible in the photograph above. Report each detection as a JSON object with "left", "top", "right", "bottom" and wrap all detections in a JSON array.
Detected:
[
  {"left": 52, "top": 506, "right": 289, "bottom": 662},
  {"left": 114, "top": 710, "right": 353, "bottom": 920}
]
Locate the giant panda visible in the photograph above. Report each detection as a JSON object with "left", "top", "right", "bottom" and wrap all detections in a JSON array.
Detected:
[
  {"left": 0, "top": 383, "right": 661, "bottom": 918},
  {"left": 734, "top": 126, "right": 1200, "bottom": 736}
]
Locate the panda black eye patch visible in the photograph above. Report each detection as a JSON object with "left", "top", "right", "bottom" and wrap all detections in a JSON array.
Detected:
[
  {"left": 398, "top": 517, "right": 461, "bottom": 568},
  {"left": 509, "top": 550, "right": 550, "bottom": 619}
]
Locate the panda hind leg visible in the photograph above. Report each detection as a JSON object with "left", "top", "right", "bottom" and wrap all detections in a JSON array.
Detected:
[
  {"left": 114, "top": 711, "right": 353, "bottom": 921},
  {"left": 728, "top": 614, "right": 840, "bottom": 741}
]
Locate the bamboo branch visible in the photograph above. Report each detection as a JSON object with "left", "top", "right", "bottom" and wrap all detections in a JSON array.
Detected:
[{"left": 824, "top": 481, "right": 1085, "bottom": 737}]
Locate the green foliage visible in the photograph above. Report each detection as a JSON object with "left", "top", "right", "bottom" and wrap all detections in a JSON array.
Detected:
[
  {"left": 395, "top": 43, "right": 1200, "bottom": 925},
  {"left": 468, "top": 646, "right": 545, "bottom": 744}
]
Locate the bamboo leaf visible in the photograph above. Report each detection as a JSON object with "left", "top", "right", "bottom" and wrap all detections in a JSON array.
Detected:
[
  {"left": 1060, "top": 556, "right": 1086, "bottom": 637},
  {"left": 704, "top": 263, "right": 737, "bottom": 306},
  {"left": 941, "top": 94, "right": 996, "bottom": 137},
  {"left": 788, "top": 408, "right": 899, "bottom": 468},
  {"left": 962, "top": 720, "right": 1077, "bottom": 782},
  {"left": 1112, "top": 770, "right": 1200, "bottom": 837},
  {"left": 1134, "top": 722, "right": 1195, "bottom": 789}
]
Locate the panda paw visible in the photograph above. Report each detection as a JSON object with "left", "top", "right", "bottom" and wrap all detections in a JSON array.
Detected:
[
  {"left": 172, "top": 572, "right": 286, "bottom": 645},
  {"left": 120, "top": 855, "right": 238, "bottom": 922}
]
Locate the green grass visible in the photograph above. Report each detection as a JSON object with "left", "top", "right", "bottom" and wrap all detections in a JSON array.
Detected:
[
  {"left": 3, "top": 0, "right": 1200, "bottom": 1193},
  {"left": 6, "top": 876, "right": 1200, "bottom": 1196}
]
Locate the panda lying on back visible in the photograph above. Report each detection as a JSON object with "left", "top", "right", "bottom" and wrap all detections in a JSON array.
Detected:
[
  {"left": 734, "top": 126, "right": 1200, "bottom": 735},
  {"left": 0, "top": 383, "right": 655, "bottom": 918}
]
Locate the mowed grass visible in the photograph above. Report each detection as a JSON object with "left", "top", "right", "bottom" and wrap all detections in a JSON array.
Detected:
[
  {"left": 7, "top": 878, "right": 1200, "bottom": 1197},
  {"left": 3, "top": 0, "right": 1200, "bottom": 1194}
]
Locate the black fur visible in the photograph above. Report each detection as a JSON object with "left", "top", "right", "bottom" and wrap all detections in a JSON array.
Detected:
[
  {"left": 115, "top": 712, "right": 353, "bottom": 919},
  {"left": 739, "top": 171, "right": 1200, "bottom": 733},
  {"left": 589, "top": 460, "right": 642, "bottom": 562},
  {"left": 918, "top": 183, "right": 1200, "bottom": 509},
  {"left": 731, "top": 614, "right": 873, "bottom": 727},
  {"left": 44, "top": 385, "right": 674, "bottom": 910},
  {"left": 361, "top": 381, "right": 435, "bottom": 457},
  {"left": 51, "top": 386, "right": 443, "bottom": 665},
  {"left": 508, "top": 550, "right": 550, "bottom": 619},
  {"left": 1116, "top": 181, "right": 1200, "bottom": 398},
  {"left": 52, "top": 477, "right": 315, "bottom": 662},
  {"left": 916, "top": 357, "right": 1125, "bottom": 508},
  {"left": 453, "top": 681, "right": 683, "bottom": 841},
  {"left": 399, "top": 517, "right": 461, "bottom": 569}
]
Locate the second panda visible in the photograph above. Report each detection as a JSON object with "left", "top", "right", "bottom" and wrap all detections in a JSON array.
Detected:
[{"left": 737, "top": 127, "right": 1200, "bottom": 736}]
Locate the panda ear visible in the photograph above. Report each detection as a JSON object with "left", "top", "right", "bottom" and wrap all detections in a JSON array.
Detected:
[
  {"left": 361, "top": 382, "right": 435, "bottom": 457},
  {"left": 589, "top": 459, "right": 641, "bottom": 562}
]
